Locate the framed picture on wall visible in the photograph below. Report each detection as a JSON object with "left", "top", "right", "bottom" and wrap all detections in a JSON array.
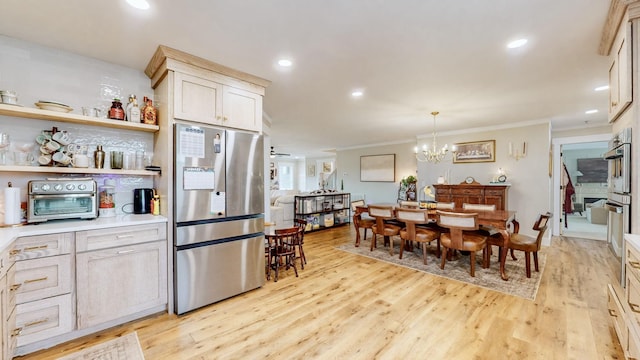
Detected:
[
  {"left": 453, "top": 140, "right": 496, "bottom": 163},
  {"left": 322, "top": 162, "right": 332, "bottom": 173},
  {"left": 307, "top": 164, "right": 316, "bottom": 177},
  {"left": 360, "top": 154, "right": 395, "bottom": 182}
]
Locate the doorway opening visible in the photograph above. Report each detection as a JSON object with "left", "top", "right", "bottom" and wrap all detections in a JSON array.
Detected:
[{"left": 557, "top": 140, "right": 608, "bottom": 240}]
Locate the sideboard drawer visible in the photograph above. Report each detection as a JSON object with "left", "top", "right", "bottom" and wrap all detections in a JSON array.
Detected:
[
  {"left": 485, "top": 189, "right": 505, "bottom": 196},
  {"left": 76, "top": 223, "right": 167, "bottom": 252},
  {"left": 13, "top": 233, "right": 73, "bottom": 261},
  {"left": 451, "top": 188, "right": 483, "bottom": 196},
  {"left": 13, "top": 254, "right": 72, "bottom": 304},
  {"left": 14, "top": 293, "right": 74, "bottom": 347}
]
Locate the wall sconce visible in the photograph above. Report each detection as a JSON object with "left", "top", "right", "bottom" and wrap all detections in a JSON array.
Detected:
[{"left": 508, "top": 142, "right": 527, "bottom": 160}]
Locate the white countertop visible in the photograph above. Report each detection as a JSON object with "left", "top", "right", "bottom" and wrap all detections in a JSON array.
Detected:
[
  {"left": 0, "top": 215, "right": 168, "bottom": 252},
  {"left": 626, "top": 233, "right": 640, "bottom": 251}
]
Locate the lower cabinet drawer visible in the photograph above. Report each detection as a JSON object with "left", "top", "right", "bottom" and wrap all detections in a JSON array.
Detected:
[
  {"left": 14, "top": 294, "right": 74, "bottom": 347},
  {"left": 7, "top": 307, "right": 17, "bottom": 358},
  {"left": 608, "top": 284, "right": 627, "bottom": 349},
  {"left": 13, "top": 232, "right": 73, "bottom": 261},
  {"left": 76, "top": 223, "right": 167, "bottom": 252},
  {"left": 14, "top": 254, "right": 72, "bottom": 304},
  {"left": 629, "top": 323, "right": 640, "bottom": 360},
  {"left": 7, "top": 263, "right": 16, "bottom": 313}
]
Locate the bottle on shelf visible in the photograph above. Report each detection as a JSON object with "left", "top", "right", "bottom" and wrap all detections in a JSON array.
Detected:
[
  {"left": 130, "top": 96, "right": 140, "bottom": 123},
  {"left": 109, "top": 98, "right": 125, "bottom": 121},
  {"left": 141, "top": 96, "right": 157, "bottom": 125},
  {"left": 125, "top": 95, "right": 135, "bottom": 122},
  {"left": 94, "top": 145, "right": 105, "bottom": 169}
]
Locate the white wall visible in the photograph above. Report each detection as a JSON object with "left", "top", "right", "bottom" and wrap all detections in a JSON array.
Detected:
[
  {"left": 338, "top": 141, "right": 416, "bottom": 204},
  {"left": 0, "top": 36, "right": 155, "bottom": 219},
  {"left": 337, "top": 123, "right": 552, "bottom": 238}
]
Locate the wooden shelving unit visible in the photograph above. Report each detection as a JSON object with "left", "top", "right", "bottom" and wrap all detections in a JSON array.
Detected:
[
  {"left": 0, "top": 165, "right": 158, "bottom": 176},
  {"left": 0, "top": 104, "right": 159, "bottom": 133}
]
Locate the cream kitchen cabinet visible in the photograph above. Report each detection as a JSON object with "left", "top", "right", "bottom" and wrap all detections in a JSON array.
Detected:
[
  {"left": 75, "top": 223, "right": 167, "bottom": 329},
  {"left": 146, "top": 45, "right": 269, "bottom": 133},
  {"left": 11, "top": 232, "right": 74, "bottom": 350},
  {"left": 0, "top": 245, "right": 16, "bottom": 360},
  {"left": 609, "top": 235, "right": 640, "bottom": 359},
  {"left": 173, "top": 71, "right": 263, "bottom": 132},
  {"left": 608, "top": 20, "right": 632, "bottom": 123}
]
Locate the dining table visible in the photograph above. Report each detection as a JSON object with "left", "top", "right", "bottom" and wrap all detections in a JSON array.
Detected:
[{"left": 352, "top": 204, "right": 517, "bottom": 281}]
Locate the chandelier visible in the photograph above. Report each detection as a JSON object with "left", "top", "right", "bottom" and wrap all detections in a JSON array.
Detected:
[{"left": 415, "top": 111, "right": 452, "bottom": 163}]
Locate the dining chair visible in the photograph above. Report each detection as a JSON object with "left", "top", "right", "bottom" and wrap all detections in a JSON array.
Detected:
[
  {"left": 265, "top": 235, "right": 274, "bottom": 281},
  {"left": 351, "top": 200, "right": 375, "bottom": 246},
  {"left": 368, "top": 205, "right": 402, "bottom": 255},
  {"left": 436, "top": 210, "right": 488, "bottom": 277},
  {"left": 462, "top": 203, "right": 496, "bottom": 211},
  {"left": 436, "top": 202, "right": 455, "bottom": 210},
  {"left": 507, "top": 212, "right": 552, "bottom": 278},
  {"left": 399, "top": 200, "right": 420, "bottom": 208},
  {"left": 396, "top": 208, "right": 440, "bottom": 264},
  {"left": 294, "top": 218, "right": 307, "bottom": 268},
  {"left": 270, "top": 227, "right": 300, "bottom": 281},
  {"left": 462, "top": 202, "right": 501, "bottom": 247}
]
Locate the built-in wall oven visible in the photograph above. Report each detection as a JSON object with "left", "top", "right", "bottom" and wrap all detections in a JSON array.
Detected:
[{"left": 604, "top": 128, "right": 631, "bottom": 286}]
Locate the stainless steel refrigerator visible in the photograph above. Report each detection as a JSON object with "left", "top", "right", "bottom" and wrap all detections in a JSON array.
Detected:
[{"left": 173, "top": 123, "right": 264, "bottom": 315}]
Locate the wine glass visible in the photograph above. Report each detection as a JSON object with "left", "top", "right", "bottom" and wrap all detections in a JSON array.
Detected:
[{"left": 0, "top": 133, "right": 10, "bottom": 165}]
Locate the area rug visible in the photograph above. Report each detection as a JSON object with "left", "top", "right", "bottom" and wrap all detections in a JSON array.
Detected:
[
  {"left": 336, "top": 239, "right": 545, "bottom": 300},
  {"left": 57, "top": 332, "right": 145, "bottom": 360}
]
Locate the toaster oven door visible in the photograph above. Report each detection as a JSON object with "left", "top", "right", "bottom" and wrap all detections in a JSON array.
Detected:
[{"left": 28, "top": 193, "right": 97, "bottom": 223}]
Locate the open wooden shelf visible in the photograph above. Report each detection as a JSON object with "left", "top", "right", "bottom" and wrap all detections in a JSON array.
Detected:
[
  {"left": 0, "top": 165, "right": 159, "bottom": 176},
  {"left": 0, "top": 104, "right": 159, "bottom": 133}
]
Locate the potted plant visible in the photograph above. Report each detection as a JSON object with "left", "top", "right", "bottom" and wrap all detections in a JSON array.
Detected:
[{"left": 403, "top": 176, "right": 418, "bottom": 201}]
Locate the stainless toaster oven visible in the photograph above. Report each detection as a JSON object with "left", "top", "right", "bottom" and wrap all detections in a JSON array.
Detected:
[{"left": 27, "top": 178, "right": 98, "bottom": 223}]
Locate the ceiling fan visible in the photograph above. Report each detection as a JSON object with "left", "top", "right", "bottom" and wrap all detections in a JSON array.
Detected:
[{"left": 270, "top": 146, "right": 290, "bottom": 158}]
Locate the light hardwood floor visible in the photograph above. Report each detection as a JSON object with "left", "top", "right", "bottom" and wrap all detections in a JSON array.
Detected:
[{"left": 21, "top": 226, "right": 624, "bottom": 359}]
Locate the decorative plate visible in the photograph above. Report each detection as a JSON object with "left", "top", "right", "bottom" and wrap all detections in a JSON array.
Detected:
[
  {"left": 465, "top": 176, "right": 475, "bottom": 184},
  {"left": 497, "top": 175, "right": 507, "bottom": 182},
  {"left": 35, "top": 102, "right": 73, "bottom": 113},
  {"left": 38, "top": 99, "right": 71, "bottom": 107}
]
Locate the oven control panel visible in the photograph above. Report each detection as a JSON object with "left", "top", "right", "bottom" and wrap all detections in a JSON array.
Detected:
[{"left": 29, "top": 179, "right": 97, "bottom": 194}]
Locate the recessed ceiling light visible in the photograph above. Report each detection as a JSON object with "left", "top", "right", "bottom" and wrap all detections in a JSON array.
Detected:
[
  {"left": 351, "top": 90, "right": 363, "bottom": 97},
  {"left": 278, "top": 59, "right": 293, "bottom": 67},
  {"left": 126, "top": 0, "right": 150, "bottom": 10},
  {"left": 507, "top": 39, "right": 528, "bottom": 49},
  {"left": 585, "top": 109, "right": 598, "bottom": 114},
  {"left": 594, "top": 85, "right": 609, "bottom": 91}
]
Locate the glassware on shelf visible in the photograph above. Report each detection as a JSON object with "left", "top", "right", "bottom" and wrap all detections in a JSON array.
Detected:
[{"left": 0, "top": 133, "right": 10, "bottom": 165}]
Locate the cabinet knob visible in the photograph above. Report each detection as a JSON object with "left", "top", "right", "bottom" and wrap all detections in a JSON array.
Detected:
[
  {"left": 630, "top": 260, "right": 640, "bottom": 269},
  {"left": 223, "top": 116, "right": 228, "bottom": 122},
  {"left": 612, "top": 101, "right": 618, "bottom": 107}
]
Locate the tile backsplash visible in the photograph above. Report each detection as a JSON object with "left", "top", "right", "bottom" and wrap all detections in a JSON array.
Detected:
[{"left": 0, "top": 35, "right": 158, "bottom": 222}]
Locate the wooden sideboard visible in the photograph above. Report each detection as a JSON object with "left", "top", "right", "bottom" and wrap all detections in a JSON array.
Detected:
[{"left": 433, "top": 184, "right": 510, "bottom": 210}]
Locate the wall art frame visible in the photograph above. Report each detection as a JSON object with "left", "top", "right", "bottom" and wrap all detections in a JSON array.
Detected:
[
  {"left": 453, "top": 140, "right": 496, "bottom": 163},
  {"left": 360, "top": 154, "right": 396, "bottom": 182}
]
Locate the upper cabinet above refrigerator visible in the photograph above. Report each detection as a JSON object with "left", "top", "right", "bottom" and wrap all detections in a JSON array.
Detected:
[
  {"left": 173, "top": 72, "right": 264, "bottom": 132},
  {"left": 145, "top": 45, "right": 271, "bottom": 133}
]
